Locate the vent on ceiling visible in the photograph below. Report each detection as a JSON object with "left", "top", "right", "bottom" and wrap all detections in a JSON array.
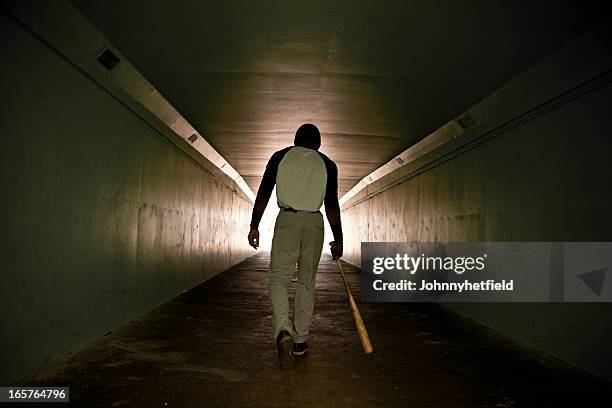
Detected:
[
  {"left": 188, "top": 133, "right": 198, "bottom": 143},
  {"left": 97, "top": 48, "right": 120, "bottom": 70},
  {"left": 457, "top": 115, "right": 475, "bottom": 130}
]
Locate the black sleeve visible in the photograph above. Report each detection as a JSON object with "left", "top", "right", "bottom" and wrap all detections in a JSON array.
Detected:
[
  {"left": 320, "top": 154, "right": 343, "bottom": 242},
  {"left": 249, "top": 147, "right": 291, "bottom": 229}
]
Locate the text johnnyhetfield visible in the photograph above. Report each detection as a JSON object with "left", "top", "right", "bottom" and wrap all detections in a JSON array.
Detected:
[{"left": 372, "top": 279, "right": 514, "bottom": 292}]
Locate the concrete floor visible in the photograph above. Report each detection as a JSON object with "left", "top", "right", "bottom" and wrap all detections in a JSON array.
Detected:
[{"left": 19, "top": 253, "right": 610, "bottom": 407}]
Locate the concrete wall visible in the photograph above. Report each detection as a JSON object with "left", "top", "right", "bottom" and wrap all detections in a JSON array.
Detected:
[
  {"left": 341, "top": 29, "right": 612, "bottom": 380},
  {"left": 0, "top": 12, "right": 254, "bottom": 384}
]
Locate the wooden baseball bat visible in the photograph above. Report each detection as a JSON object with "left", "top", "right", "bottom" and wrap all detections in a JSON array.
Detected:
[{"left": 336, "top": 259, "right": 373, "bottom": 354}]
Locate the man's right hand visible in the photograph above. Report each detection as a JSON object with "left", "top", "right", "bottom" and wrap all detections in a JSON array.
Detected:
[
  {"left": 329, "top": 241, "right": 343, "bottom": 260},
  {"left": 248, "top": 228, "right": 260, "bottom": 249}
]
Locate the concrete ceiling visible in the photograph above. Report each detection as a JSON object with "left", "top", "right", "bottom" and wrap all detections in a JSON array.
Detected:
[{"left": 73, "top": 0, "right": 599, "bottom": 196}]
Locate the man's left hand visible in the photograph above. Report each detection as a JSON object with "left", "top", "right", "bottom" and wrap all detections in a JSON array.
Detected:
[{"left": 248, "top": 228, "right": 260, "bottom": 249}]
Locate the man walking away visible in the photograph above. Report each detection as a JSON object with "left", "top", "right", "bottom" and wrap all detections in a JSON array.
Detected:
[{"left": 248, "top": 123, "right": 343, "bottom": 370}]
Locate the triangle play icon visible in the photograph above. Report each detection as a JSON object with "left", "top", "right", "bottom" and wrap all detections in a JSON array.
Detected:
[{"left": 577, "top": 268, "right": 607, "bottom": 297}]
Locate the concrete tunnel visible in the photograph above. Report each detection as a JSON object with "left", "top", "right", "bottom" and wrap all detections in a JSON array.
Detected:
[{"left": 1, "top": 0, "right": 612, "bottom": 406}]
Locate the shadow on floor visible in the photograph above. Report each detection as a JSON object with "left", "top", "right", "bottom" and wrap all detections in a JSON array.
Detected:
[{"left": 18, "top": 252, "right": 611, "bottom": 407}]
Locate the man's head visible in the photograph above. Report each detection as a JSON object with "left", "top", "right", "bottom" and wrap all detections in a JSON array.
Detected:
[{"left": 294, "top": 123, "right": 321, "bottom": 150}]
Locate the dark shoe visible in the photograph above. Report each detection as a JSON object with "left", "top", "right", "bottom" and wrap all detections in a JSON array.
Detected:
[
  {"left": 276, "top": 330, "right": 295, "bottom": 370},
  {"left": 292, "top": 342, "right": 308, "bottom": 357}
]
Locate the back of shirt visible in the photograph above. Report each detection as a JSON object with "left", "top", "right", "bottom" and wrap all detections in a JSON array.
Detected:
[
  {"left": 276, "top": 146, "right": 327, "bottom": 211},
  {"left": 249, "top": 145, "right": 343, "bottom": 242}
]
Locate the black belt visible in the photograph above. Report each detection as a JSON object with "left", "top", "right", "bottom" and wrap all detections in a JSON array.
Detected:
[{"left": 281, "top": 207, "right": 320, "bottom": 214}]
